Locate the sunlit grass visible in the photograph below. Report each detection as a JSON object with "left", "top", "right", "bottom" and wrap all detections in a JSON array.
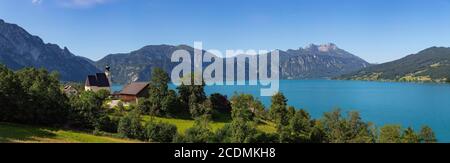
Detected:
[{"left": 0, "top": 123, "right": 138, "bottom": 143}]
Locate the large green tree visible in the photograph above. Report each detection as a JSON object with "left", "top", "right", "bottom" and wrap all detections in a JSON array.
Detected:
[
  {"left": 177, "top": 74, "right": 207, "bottom": 118},
  {"left": 68, "top": 90, "right": 110, "bottom": 130},
  {"left": 230, "top": 94, "right": 257, "bottom": 122},
  {"left": 15, "top": 68, "right": 69, "bottom": 125},
  {"left": 148, "top": 68, "right": 171, "bottom": 116},
  {"left": 378, "top": 125, "right": 402, "bottom": 143},
  {"left": 0, "top": 65, "right": 23, "bottom": 123},
  {"left": 269, "top": 92, "right": 289, "bottom": 130},
  {"left": 320, "top": 110, "right": 376, "bottom": 143}
]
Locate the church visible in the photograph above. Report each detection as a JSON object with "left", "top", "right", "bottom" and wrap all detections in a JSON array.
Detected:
[{"left": 85, "top": 66, "right": 112, "bottom": 92}]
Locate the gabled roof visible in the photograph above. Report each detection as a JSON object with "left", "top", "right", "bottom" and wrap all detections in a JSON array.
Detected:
[
  {"left": 85, "top": 73, "right": 110, "bottom": 87},
  {"left": 120, "top": 82, "right": 149, "bottom": 95}
]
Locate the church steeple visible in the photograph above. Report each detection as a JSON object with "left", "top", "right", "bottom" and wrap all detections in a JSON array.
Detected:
[{"left": 105, "top": 66, "right": 112, "bottom": 86}]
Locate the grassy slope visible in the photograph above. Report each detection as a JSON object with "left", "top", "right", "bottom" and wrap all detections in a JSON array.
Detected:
[
  {"left": 142, "top": 116, "right": 277, "bottom": 134},
  {"left": 0, "top": 123, "right": 137, "bottom": 143},
  {"left": 1, "top": 115, "right": 277, "bottom": 143}
]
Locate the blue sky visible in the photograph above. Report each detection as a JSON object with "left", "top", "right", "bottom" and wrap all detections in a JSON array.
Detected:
[{"left": 0, "top": 0, "right": 450, "bottom": 63}]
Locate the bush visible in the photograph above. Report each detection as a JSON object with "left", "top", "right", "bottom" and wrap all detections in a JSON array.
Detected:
[
  {"left": 183, "top": 117, "right": 214, "bottom": 143},
  {"left": 118, "top": 111, "right": 144, "bottom": 140},
  {"left": 96, "top": 115, "right": 119, "bottom": 133},
  {"left": 144, "top": 121, "right": 177, "bottom": 143},
  {"left": 68, "top": 91, "right": 107, "bottom": 130}
]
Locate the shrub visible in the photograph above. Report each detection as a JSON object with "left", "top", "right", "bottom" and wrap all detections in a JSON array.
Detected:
[
  {"left": 95, "top": 115, "right": 119, "bottom": 133},
  {"left": 183, "top": 117, "right": 214, "bottom": 143},
  {"left": 144, "top": 121, "right": 177, "bottom": 143},
  {"left": 117, "top": 111, "right": 144, "bottom": 140}
]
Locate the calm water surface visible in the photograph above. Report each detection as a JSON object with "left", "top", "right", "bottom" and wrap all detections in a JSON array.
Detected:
[{"left": 114, "top": 80, "right": 450, "bottom": 142}]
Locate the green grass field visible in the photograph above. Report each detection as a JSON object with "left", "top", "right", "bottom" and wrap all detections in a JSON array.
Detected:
[
  {"left": 142, "top": 116, "right": 277, "bottom": 134},
  {"left": 1, "top": 115, "right": 277, "bottom": 143},
  {"left": 0, "top": 123, "right": 137, "bottom": 143}
]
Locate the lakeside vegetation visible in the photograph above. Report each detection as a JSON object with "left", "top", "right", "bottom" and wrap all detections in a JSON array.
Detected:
[{"left": 0, "top": 65, "right": 438, "bottom": 143}]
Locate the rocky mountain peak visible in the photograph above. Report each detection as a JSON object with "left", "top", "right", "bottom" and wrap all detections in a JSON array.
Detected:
[{"left": 304, "top": 43, "right": 338, "bottom": 52}]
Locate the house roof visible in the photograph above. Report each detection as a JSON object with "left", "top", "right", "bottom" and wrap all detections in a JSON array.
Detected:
[
  {"left": 85, "top": 73, "right": 110, "bottom": 87},
  {"left": 120, "top": 82, "right": 149, "bottom": 95}
]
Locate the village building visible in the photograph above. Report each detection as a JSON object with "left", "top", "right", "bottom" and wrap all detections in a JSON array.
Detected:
[
  {"left": 118, "top": 82, "right": 150, "bottom": 103},
  {"left": 85, "top": 66, "right": 112, "bottom": 92},
  {"left": 63, "top": 85, "right": 79, "bottom": 97}
]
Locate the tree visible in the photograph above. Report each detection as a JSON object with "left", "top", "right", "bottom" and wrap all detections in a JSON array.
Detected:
[
  {"left": 68, "top": 90, "right": 108, "bottom": 129},
  {"left": 183, "top": 117, "right": 214, "bottom": 143},
  {"left": 320, "top": 109, "right": 346, "bottom": 143},
  {"left": 252, "top": 100, "right": 267, "bottom": 120},
  {"left": 419, "top": 125, "right": 437, "bottom": 143},
  {"left": 309, "top": 122, "right": 328, "bottom": 143},
  {"left": 346, "top": 111, "right": 376, "bottom": 143},
  {"left": 147, "top": 68, "right": 171, "bottom": 116},
  {"left": 0, "top": 65, "right": 23, "bottom": 123},
  {"left": 177, "top": 75, "right": 207, "bottom": 118},
  {"left": 149, "top": 68, "right": 170, "bottom": 97},
  {"left": 226, "top": 122, "right": 259, "bottom": 143},
  {"left": 402, "top": 127, "right": 420, "bottom": 143},
  {"left": 209, "top": 93, "right": 232, "bottom": 119},
  {"left": 136, "top": 98, "right": 152, "bottom": 115},
  {"left": 269, "top": 92, "right": 288, "bottom": 130},
  {"left": 230, "top": 94, "right": 256, "bottom": 122},
  {"left": 144, "top": 121, "right": 178, "bottom": 143},
  {"left": 287, "top": 106, "right": 296, "bottom": 120},
  {"left": 286, "top": 109, "right": 313, "bottom": 143},
  {"left": 189, "top": 98, "right": 213, "bottom": 119},
  {"left": 161, "top": 90, "right": 182, "bottom": 117},
  {"left": 379, "top": 125, "right": 402, "bottom": 143},
  {"left": 15, "top": 68, "right": 69, "bottom": 125},
  {"left": 118, "top": 110, "right": 144, "bottom": 140},
  {"left": 320, "top": 110, "right": 375, "bottom": 143}
]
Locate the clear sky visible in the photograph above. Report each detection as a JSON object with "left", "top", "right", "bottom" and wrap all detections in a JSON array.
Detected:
[{"left": 1, "top": 0, "right": 450, "bottom": 63}]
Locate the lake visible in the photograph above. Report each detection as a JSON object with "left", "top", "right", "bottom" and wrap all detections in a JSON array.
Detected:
[{"left": 113, "top": 80, "right": 450, "bottom": 142}]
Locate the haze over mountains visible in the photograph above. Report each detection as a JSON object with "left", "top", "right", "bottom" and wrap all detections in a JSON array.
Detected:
[{"left": 1, "top": 19, "right": 448, "bottom": 84}]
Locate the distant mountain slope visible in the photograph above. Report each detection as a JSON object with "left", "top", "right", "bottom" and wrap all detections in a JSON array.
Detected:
[
  {"left": 96, "top": 43, "right": 369, "bottom": 84},
  {"left": 338, "top": 47, "right": 450, "bottom": 82},
  {"left": 95, "top": 45, "right": 197, "bottom": 84},
  {"left": 0, "top": 19, "right": 99, "bottom": 82},
  {"left": 279, "top": 43, "right": 369, "bottom": 79}
]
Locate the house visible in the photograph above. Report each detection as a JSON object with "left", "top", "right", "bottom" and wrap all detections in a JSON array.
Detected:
[
  {"left": 63, "top": 85, "right": 78, "bottom": 97},
  {"left": 85, "top": 66, "right": 112, "bottom": 92},
  {"left": 119, "top": 82, "right": 150, "bottom": 103}
]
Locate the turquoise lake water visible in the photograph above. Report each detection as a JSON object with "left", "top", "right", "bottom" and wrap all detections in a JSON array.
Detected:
[{"left": 113, "top": 80, "right": 450, "bottom": 142}]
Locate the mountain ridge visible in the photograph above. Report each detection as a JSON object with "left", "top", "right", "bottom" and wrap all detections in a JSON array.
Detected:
[
  {"left": 96, "top": 43, "right": 370, "bottom": 83},
  {"left": 337, "top": 46, "right": 450, "bottom": 83},
  {"left": 0, "top": 19, "right": 100, "bottom": 82}
]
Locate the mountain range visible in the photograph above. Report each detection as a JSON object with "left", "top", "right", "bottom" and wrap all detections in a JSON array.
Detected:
[
  {"left": 2, "top": 19, "right": 448, "bottom": 84},
  {"left": 0, "top": 19, "right": 100, "bottom": 81},
  {"left": 96, "top": 43, "right": 370, "bottom": 83}
]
